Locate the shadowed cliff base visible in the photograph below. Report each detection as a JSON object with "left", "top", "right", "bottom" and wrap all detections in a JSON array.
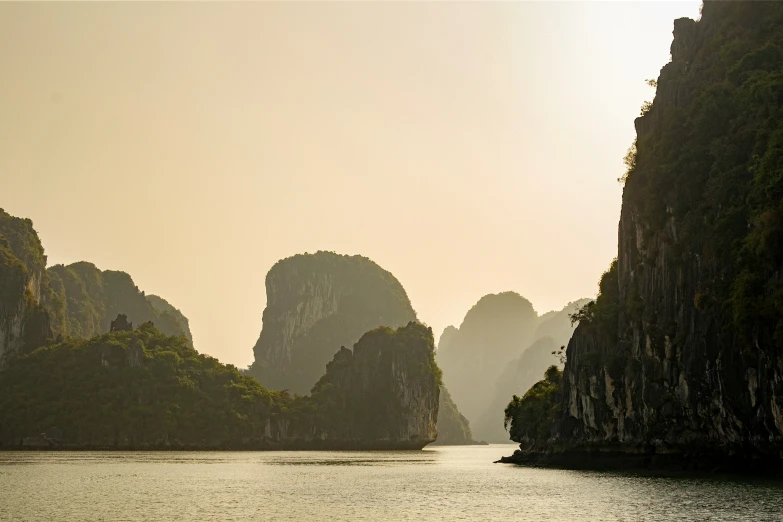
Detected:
[{"left": 497, "top": 445, "right": 783, "bottom": 476}]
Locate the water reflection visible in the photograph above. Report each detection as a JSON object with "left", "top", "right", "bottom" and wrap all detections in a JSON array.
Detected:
[{"left": 0, "top": 445, "right": 781, "bottom": 521}]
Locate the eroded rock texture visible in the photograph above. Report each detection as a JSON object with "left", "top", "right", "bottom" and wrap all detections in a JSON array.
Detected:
[
  {"left": 249, "top": 251, "right": 416, "bottom": 394},
  {"left": 509, "top": 2, "right": 783, "bottom": 472}
]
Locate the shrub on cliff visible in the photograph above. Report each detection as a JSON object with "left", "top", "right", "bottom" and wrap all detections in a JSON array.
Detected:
[
  {"left": 504, "top": 365, "right": 562, "bottom": 444},
  {"left": 569, "top": 260, "right": 619, "bottom": 342}
]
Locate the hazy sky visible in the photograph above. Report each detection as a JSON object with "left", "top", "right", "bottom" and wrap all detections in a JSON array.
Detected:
[{"left": 1, "top": 1, "right": 701, "bottom": 367}]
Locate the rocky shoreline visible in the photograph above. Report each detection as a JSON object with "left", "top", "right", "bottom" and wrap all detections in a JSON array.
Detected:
[{"left": 497, "top": 445, "right": 783, "bottom": 476}]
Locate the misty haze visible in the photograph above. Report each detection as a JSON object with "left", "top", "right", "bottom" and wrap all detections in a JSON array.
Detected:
[{"left": 2, "top": 1, "right": 783, "bottom": 520}]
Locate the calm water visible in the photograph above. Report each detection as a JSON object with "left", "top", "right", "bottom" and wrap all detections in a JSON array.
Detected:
[{"left": 1, "top": 444, "right": 782, "bottom": 521}]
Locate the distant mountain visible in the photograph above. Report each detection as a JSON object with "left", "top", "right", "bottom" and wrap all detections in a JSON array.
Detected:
[
  {"left": 436, "top": 292, "right": 539, "bottom": 441},
  {"left": 438, "top": 295, "right": 589, "bottom": 442},
  {"left": 47, "top": 262, "right": 192, "bottom": 343},
  {"left": 248, "top": 251, "right": 417, "bottom": 395},
  {"left": 432, "top": 385, "right": 481, "bottom": 445},
  {"left": 0, "top": 207, "right": 191, "bottom": 370},
  {"left": 0, "top": 209, "right": 50, "bottom": 366}
]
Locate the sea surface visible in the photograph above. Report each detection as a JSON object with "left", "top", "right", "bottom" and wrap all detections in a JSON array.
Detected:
[{"left": 1, "top": 444, "right": 782, "bottom": 521}]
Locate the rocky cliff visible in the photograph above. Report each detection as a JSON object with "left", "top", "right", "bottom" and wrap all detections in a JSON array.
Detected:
[
  {"left": 294, "top": 321, "right": 440, "bottom": 448},
  {"left": 0, "top": 321, "right": 440, "bottom": 450},
  {"left": 0, "top": 209, "right": 51, "bottom": 366},
  {"left": 505, "top": 1, "right": 783, "bottom": 472},
  {"left": 143, "top": 295, "right": 192, "bottom": 344},
  {"left": 0, "top": 208, "right": 192, "bottom": 367},
  {"left": 47, "top": 262, "right": 192, "bottom": 343},
  {"left": 249, "top": 251, "right": 417, "bottom": 394}
]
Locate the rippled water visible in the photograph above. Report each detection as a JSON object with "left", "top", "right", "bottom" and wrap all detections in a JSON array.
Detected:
[{"left": 1, "top": 445, "right": 782, "bottom": 521}]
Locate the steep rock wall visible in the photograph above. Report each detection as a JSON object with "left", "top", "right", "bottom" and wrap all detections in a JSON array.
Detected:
[
  {"left": 47, "top": 262, "right": 192, "bottom": 343},
  {"left": 510, "top": 2, "right": 783, "bottom": 471},
  {"left": 0, "top": 210, "right": 50, "bottom": 366},
  {"left": 249, "top": 251, "right": 416, "bottom": 394}
]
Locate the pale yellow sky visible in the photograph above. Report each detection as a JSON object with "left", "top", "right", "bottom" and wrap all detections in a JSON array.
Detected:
[{"left": 1, "top": 1, "right": 701, "bottom": 367}]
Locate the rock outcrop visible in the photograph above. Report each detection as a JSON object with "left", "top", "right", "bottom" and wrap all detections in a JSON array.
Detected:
[
  {"left": 249, "top": 251, "right": 417, "bottom": 394},
  {"left": 505, "top": 1, "right": 783, "bottom": 472},
  {"left": 295, "top": 321, "right": 440, "bottom": 448},
  {"left": 0, "top": 208, "right": 192, "bottom": 368},
  {"left": 146, "top": 294, "right": 193, "bottom": 344},
  {"left": 47, "top": 262, "right": 192, "bottom": 343},
  {"left": 0, "top": 209, "right": 51, "bottom": 366}
]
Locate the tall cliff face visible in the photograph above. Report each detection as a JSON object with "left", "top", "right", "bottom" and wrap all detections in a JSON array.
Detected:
[
  {"left": 296, "top": 322, "right": 440, "bottom": 447},
  {"left": 47, "top": 262, "right": 192, "bottom": 343},
  {"left": 249, "top": 251, "right": 417, "bottom": 394},
  {"left": 521, "top": 2, "right": 783, "bottom": 469},
  {"left": 0, "top": 209, "right": 51, "bottom": 366}
]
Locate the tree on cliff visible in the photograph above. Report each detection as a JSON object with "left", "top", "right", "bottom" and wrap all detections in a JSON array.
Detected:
[
  {"left": 504, "top": 366, "right": 562, "bottom": 444},
  {"left": 0, "top": 320, "right": 442, "bottom": 449},
  {"left": 506, "top": 2, "right": 783, "bottom": 469}
]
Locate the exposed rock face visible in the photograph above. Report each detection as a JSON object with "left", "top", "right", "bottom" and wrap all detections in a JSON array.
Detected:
[
  {"left": 249, "top": 251, "right": 417, "bottom": 395},
  {"left": 110, "top": 314, "right": 133, "bottom": 332},
  {"left": 146, "top": 295, "right": 193, "bottom": 344},
  {"left": 437, "top": 292, "right": 539, "bottom": 441},
  {"left": 47, "top": 262, "right": 192, "bottom": 343},
  {"left": 0, "top": 209, "right": 51, "bottom": 366},
  {"left": 293, "top": 322, "right": 440, "bottom": 448},
  {"left": 507, "top": 2, "right": 783, "bottom": 472},
  {"left": 0, "top": 209, "right": 192, "bottom": 369}
]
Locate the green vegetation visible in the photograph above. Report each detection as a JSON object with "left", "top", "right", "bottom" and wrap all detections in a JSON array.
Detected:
[
  {"left": 569, "top": 260, "right": 619, "bottom": 344},
  {"left": 146, "top": 295, "right": 193, "bottom": 344},
  {"left": 0, "top": 320, "right": 441, "bottom": 448},
  {"left": 47, "top": 262, "right": 192, "bottom": 343},
  {"left": 0, "top": 209, "right": 46, "bottom": 279},
  {"left": 0, "top": 236, "right": 28, "bottom": 313},
  {"left": 299, "top": 322, "right": 440, "bottom": 441},
  {"left": 623, "top": 3, "right": 783, "bottom": 351},
  {"left": 0, "top": 212, "right": 52, "bottom": 359},
  {"left": 504, "top": 366, "right": 562, "bottom": 444},
  {"left": 0, "top": 322, "right": 288, "bottom": 447}
]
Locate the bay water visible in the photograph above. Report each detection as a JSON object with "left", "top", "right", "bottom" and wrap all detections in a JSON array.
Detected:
[{"left": 1, "top": 444, "right": 781, "bottom": 520}]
